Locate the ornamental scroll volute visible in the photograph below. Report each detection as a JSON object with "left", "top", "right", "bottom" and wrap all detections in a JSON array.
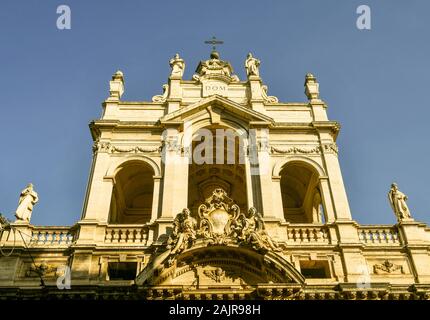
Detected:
[{"left": 197, "top": 188, "right": 240, "bottom": 243}]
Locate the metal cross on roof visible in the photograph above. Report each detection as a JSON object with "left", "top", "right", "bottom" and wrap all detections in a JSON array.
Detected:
[{"left": 204, "top": 36, "right": 224, "bottom": 51}]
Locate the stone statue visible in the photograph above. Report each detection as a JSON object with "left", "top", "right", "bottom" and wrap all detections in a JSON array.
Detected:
[
  {"left": 152, "top": 84, "right": 169, "bottom": 102},
  {"left": 245, "top": 207, "right": 280, "bottom": 252},
  {"left": 15, "top": 183, "right": 38, "bottom": 223},
  {"left": 388, "top": 183, "right": 412, "bottom": 221},
  {"left": 245, "top": 53, "right": 260, "bottom": 77},
  {"left": 169, "top": 53, "right": 185, "bottom": 78},
  {"left": 166, "top": 208, "right": 197, "bottom": 255}
]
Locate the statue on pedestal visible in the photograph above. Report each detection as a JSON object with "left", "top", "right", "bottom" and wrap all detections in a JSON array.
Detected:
[
  {"left": 388, "top": 183, "right": 412, "bottom": 222},
  {"left": 15, "top": 183, "right": 38, "bottom": 223},
  {"left": 245, "top": 53, "right": 260, "bottom": 77},
  {"left": 169, "top": 53, "right": 185, "bottom": 78}
]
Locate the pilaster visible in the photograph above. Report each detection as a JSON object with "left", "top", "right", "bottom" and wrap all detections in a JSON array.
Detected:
[
  {"left": 398, "top": 221, "right": 430, "bottom": 283},
  {"left": 166, "top": 76, "right": 182, "bottom": 113},
  {"left": 248, "top": 75, "right": 265, "bottom": 113},
  {"left": 159, "top": 126, "right": 189, "bottom": 219}
]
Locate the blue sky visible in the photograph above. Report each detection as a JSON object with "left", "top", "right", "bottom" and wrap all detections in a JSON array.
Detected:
[{"left": 0, "top": 0, "right": 429, "bottom": 226}]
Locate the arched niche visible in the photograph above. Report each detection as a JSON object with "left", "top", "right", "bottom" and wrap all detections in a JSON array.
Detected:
[
  {"left": 187, "top": 124, "right": 248, "bottom": 214},
  {"left": 109, "top": 160, "right": 155, "bottom": 224},
  {"left": 279, "top": 160, "right": 326, "bottom": 223}
]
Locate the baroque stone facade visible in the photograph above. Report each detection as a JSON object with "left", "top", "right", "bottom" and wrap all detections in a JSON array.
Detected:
[{"left": 1, "top": 51, "right": 430, "bottom": 300}]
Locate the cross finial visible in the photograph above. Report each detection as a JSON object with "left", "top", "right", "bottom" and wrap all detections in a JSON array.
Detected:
[{"left": 204, "top": 36, "right": 224, "bottom": 51}]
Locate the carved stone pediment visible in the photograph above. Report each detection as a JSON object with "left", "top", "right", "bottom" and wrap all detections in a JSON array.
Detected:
[{"left": 160, "top": 95, "right": 274, "bottom": 124}]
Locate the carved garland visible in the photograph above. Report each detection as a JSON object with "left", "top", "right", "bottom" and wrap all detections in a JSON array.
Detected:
[
  {"left": 271, "top": 143, "right": 338, "bottom": 155},
  {"left": 93, "top": 140, "right": 161, "bottom": 154},
  {"left": 271, "top": 146, "right": 321, "bottom": 155},
  {"left": 93, "top": 142, "right": 338, "bottom": 156}
]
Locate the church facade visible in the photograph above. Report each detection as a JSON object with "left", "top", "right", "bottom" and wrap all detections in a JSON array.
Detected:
[{"left": 1, "top": 50, "right": 430, "bottom": 300}]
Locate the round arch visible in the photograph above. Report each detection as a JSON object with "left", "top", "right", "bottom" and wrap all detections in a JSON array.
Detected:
[
  {"left": 180, "top": 115, "right": 249, "bottom": 148},
  {"left": 185, "top": 118, "right": 249, "bottom": 215},
  {"left": 272, "top": 156, "right": 326, "bottom": 178},
  {"left": 274, "top": 157, "right": 326, "bottom": 223},
  {"left": 106, "top": 156, "right": 160, "bottom": 224},
  {"left": 105, "top": 155, "right": 161, "bottom": 179},
  {"left": 137, "top": 244, "right": 306, "bottom": 286}
]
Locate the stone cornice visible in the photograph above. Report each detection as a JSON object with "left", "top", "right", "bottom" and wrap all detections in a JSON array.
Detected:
[
  {"left": 0, "top": 283, "right": 427, "bottom": 300},
  {"left": 312, "top": 121, "right": 341, "bottom": 140},
  {"left": 89, "top": 120, "right": 162, "bottom": 140}
]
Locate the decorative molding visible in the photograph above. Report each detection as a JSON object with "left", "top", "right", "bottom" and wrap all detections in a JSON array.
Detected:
[
  {"left": 249, "top": 137, "right": 270, "bottom": 153},
  {"left": 271, "top": 146, "right": 321, "bottom": 155},
  {"left": 110, "top": 145, "right": 161, "bottom": 153},
  {"left": 165, "top": 189, "right": 281, "bottom": 252},
  {"left": 93, "top": 139, "right": 161, "bottom": 154},
  {"left": 270, "top": 143, "right": 338, "bottom": 156},
  {"left": 162, "top": 136, "right": 181, "bottom": 153},
  {"left": 92, "top": 139, "right": 111, "bottom": 154},
  {"left": 321, "top": 143, "right": 339, "bottom": 155},
  {"left": 203, "top": 267, "right": 226, "bottom": 283}
]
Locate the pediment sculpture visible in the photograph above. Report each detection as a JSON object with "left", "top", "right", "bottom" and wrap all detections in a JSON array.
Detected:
[
  {"left": 193, "top": 51, "right": 239, "bottom": 83},
  {"left": 136, "top": 188, "right": 283, "bottom": 286},
  {"left": 166, "top": 188, "right": 281, "bottom": 255}
]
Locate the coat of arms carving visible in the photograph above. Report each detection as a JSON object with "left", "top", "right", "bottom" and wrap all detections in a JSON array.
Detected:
[{"left": 166, "top": 188, "right": 281, "bottom": 254}]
